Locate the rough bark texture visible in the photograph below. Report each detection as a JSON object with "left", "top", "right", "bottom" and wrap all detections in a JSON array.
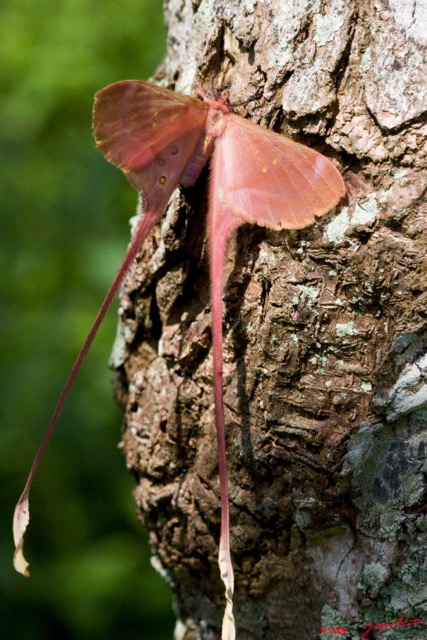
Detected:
[{"left": 111, "top": 2, "right": 427, "bottom": 638}]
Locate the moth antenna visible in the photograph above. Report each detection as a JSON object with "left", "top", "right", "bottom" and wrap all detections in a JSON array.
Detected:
[{"left": 228, "top": 88, "right": 264, "bottom": 109}]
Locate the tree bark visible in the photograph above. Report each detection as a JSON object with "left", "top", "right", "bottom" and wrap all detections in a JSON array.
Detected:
[{"left": 111, "top": 1, "right": 427, "bottom": 638}]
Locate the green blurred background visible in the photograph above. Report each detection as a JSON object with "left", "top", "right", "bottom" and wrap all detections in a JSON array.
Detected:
[{"left": 0, "top": 2, "right": 175, "bottom": 638}]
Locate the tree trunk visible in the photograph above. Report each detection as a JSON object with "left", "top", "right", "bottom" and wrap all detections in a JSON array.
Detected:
[{"left": 111, "top": 1, "right": 427, "bottom": 638}]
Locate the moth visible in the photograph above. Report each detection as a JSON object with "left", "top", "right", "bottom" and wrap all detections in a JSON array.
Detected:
[{"left": 14, "top": 80, "right": 346, "bottom": 640}]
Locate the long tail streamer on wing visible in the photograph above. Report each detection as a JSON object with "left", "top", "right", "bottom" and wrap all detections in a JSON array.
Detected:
[
  {"left": 209, "top": 209, "right": 240, "bottom": 640},
  {"left": 13, "top": 206, "right": 161, "bottom": 576}
]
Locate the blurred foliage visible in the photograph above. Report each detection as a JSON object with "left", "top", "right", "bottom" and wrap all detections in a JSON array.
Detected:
[{"left": 0, "top": 2, "right": 175, "bottom": 638}]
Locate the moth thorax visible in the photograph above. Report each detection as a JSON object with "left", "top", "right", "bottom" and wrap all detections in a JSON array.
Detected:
[
  {"left": 205, "top": 107, "right": 227, "bottom": 139},
  {"left": 180, "top": 107, "right": 227, "bottom": 188}
]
